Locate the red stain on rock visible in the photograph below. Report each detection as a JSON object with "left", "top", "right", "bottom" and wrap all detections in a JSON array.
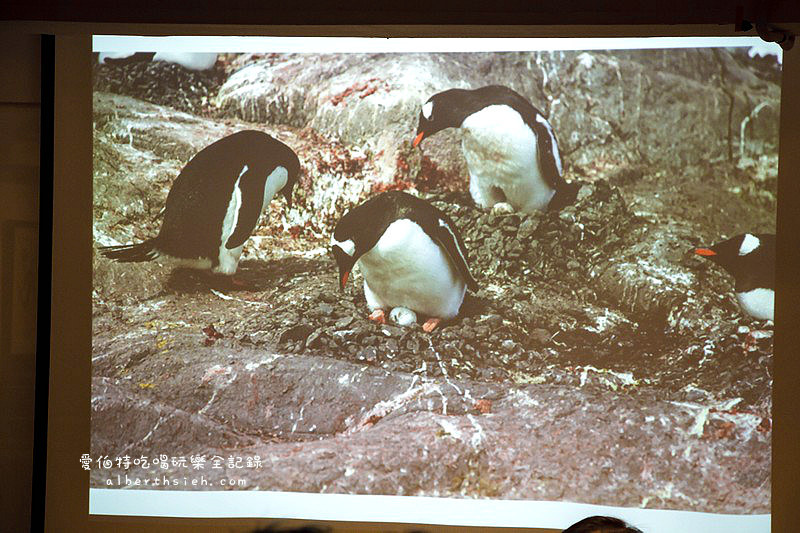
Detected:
[
  {"left": 703, "top": 420, "right": 736, "bottom": 440},
  {"left": 371, "top": 178, "right": 414, "bottom": 194},
  {"left": 473, "top": 399, "right": 493, "bottom": 414},
  {"left": 364, "top": 414, "right": 383, "bottom": 426},
  {"left": 329, "top": 78, "right": 386, "bottom": 107},
  {"left": 202, "top": 324, "right": 224, "bottom": 340},
  {"left": 391, "top": 152, "right": 467, "bottom": 194}
]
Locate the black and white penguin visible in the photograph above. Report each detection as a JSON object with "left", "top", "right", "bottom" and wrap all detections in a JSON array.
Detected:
[
  {"left": 331, "top": 191, "right": 478, "bottom": 332},
  {"left": 694, "top": 233, "right": 775, "bottom": 321},
  {"left": 99, "top": 130, "right": 301, "bottom": 277},
  {"left": 413, "top": 85, "right": 580, "bottom": 213}
]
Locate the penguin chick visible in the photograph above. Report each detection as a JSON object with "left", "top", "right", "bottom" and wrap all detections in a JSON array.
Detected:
[
  {"left": 99, "top": 130, "right": 301, "bottom": 277},
  {"left": 694, "top": 233, "right": 775, "bottom": 321},
  {"left": 331, "top": 191, "right": 478, "bottom": 332},
  {"left": 413, "top": 85, "right": 580, "bottom": 213}
]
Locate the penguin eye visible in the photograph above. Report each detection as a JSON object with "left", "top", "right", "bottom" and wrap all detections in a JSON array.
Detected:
[{"left": 421, "top": 101, "right": 433, "bottom": 121}]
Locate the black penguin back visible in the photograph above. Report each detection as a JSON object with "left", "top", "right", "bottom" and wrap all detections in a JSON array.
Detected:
[{"left": 156, "top": 130, "right": 296, "bottom": 262}]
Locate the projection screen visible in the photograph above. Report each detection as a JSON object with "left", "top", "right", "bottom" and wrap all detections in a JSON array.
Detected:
[{"left": 87, "top": 35, "right": 780, "bottom": 532}]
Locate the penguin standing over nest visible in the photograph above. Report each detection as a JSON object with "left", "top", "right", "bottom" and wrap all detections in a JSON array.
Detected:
[
  {"left": 413, "top": 85, "right": 580, "bottom": 213},
  {"left": 331, "top": 191, "right": 478, "bottom": 332}
]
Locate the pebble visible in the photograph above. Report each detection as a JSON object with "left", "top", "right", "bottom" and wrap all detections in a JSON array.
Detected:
[
  {"left": 528, "top": 329, "right": 552, "bottom": 345},
  {"left": 306, "top": 329, "right": 325, "bottom": 348},
  {"left": 335, "top": 316, "right": 354, "bottom": 329},
  {"left": 484, "top": 314, "right": 503, "bottom": 329},
  {"left": 358, "top": 347, "right": 378, "bottom": 362}
]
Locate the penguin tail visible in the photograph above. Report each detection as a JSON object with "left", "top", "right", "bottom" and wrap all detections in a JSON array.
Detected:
[
  {"left": 548, "top": 180, "right": 582, "bottom": 212},
  {"left": 98, "top": 240, "right": 160, "bottom": 263}
]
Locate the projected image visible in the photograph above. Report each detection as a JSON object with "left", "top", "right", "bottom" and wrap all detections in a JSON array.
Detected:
[{"left": 91, "top": 39, "right": 778, "bottom": 518}]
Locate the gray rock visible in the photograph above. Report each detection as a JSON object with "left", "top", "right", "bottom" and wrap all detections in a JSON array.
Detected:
[
  {"left": 92, "top": 348, "right": 769, "bottom": 512},
  {"left": 335, "top": 316, "right": 354, "bottom": 329},
  {"left": 316, "top": 303, "right": 334, "bottom": 316}
]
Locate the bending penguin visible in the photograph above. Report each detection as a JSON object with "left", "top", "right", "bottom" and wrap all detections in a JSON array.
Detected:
[
  {"left": 694, "top": 233, "right": 775, "bottom": 321},
  {"left": 413, "top": 85, "right": 580, "bottom": 213},
  {"left": 331, "top": 191, "right": 478, "bottom": 332},
  {"left": 99, "top": 130, "right": 301, "bottom": 279}
]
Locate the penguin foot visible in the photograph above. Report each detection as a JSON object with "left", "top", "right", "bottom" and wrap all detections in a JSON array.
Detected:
[
  {"left": 368, "top": 309, "right": 387, "bottom": 324},
  {"left": 389, "top": 307, "right": 418, "bottom": 327},
  {"left": 422, "top": 317, "right": 442, "bottom": 333}
]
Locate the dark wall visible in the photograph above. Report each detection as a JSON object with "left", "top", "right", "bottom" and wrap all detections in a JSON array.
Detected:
[{"left": 0, "top": 6, "right": 798, "bottom": 532}]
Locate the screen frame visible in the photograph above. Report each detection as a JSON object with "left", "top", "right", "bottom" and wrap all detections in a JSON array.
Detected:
[{"left": 40, "top": 23, "right": 800, "bottom": 532}]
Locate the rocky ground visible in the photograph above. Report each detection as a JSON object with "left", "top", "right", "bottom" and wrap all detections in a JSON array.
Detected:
[{"left": 90, "top": 49, "right": 777, "bottom": 513}]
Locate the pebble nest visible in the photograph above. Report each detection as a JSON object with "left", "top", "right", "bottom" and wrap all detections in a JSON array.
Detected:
[
  {"left": 93, "top": 59, "right": 226, "bottom": 117},
  {"left": 208, "top": 180, "right": 773, "bottom": 411}
]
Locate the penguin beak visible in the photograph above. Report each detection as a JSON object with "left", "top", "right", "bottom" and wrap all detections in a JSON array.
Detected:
[
  {"left": 339, "top": 270, "right": 350, "bottom": 292},
  {"left": 694, "top": 248, "right": 717, "bottom": 257},
  {"left": 332, "top": 245, "right": 355, "bottom": 292},
  {"left": 412, "top": 131, "right": 425, "bottom": 148}
]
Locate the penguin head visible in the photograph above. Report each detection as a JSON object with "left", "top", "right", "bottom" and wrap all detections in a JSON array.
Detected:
[
  {"left": 331, "top": 209, "right": 374, "bottom": 291},
  {"left": 694, "top": 233, "right": 762, "bottom": 277},
  {"left": 331, "top": 237, "right": 358, "bottom": 291},
  {"left": 331, "top": 194, "right": 395, "bottom": 291},
  {"left": 413, "top": 89, "right": 470, "bottom": 147}
]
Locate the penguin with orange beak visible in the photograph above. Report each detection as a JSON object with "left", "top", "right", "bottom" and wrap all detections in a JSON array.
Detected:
[
  {"left": 694, "top": 233, "right": 775, "bottom": 321},
  {"left": 331, "top": 191, "right": 478, "bottom": 332},
  {"left": 413, "top": 85, "right": 580, "bottom": 213}
]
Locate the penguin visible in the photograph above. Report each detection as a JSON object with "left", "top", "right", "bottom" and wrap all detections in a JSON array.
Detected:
[
  {"left": 98, "top": 52, "right": 217, "bottom": 70},
  {"left": 97, "top": 52, "right": 157, "bottom": 66},
  {"left": 694, "top": 233, "right": 775, "bottom": 321},
  {"left": 331, "top": 191, "right": 478, "bottom": 332},
  {"left": 99, "top": 130, "right": 301, "bottom": 278},
  {"left": 413, "top": 85, "right": 580, "bottom": 213},
  {"left": 152, "top": 52, "right": 219, "bottom": 71}
]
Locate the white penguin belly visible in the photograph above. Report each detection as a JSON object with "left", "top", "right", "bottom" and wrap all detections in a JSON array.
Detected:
[
  {"left": 215, "top": 168, "right": 246, "bottom": 275},
  {"left": 214, "top": 165, "right": 288, "bottom": 275},
  {"left": 357, "top": 219, "right": 466, "bottom": 320},
  {"left": 461, "top": 105, "right": 554, "bottom": 212},
  {"left": 736, "top": 288, "right": 774, "bottom": 321}
]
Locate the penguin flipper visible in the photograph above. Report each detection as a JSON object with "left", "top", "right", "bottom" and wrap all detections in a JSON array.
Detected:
[
  {"left": 529, "top": 116, "right": 565, "bottom": 191},
  {"left": 225, "top": 169, "right": 267, "bottom": 250},
  {"left": 432, "top": 216, "right": 479, "bottom": 292},
  {"left": 529, "top": 115, "right": 581, "bottom": 212}
]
